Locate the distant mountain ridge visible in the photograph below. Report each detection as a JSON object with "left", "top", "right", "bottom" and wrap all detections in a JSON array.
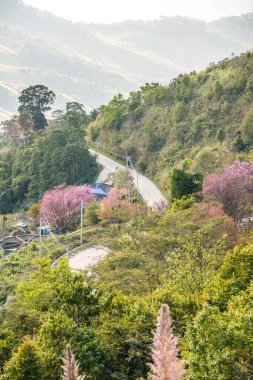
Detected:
[{"left": 0, "top": 0, "right": 253, "bottom": 120}]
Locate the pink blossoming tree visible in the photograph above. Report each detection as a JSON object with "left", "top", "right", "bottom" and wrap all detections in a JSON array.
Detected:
[
  {"left": 203, "top": 160, "right": 253, "bottom": 222},
  {"left": 149, "top": 304, "right": 184, "bottom": 380},
  {"left": 100, "top": 188, "right": 137, "bottom": 223},
  {"left": 41, "top": 184, "right": 94, "bottom": 232}
]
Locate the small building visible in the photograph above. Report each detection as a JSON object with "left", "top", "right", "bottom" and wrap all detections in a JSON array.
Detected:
[
  {"left": 14, "top": 220, "right": 28, "bottom": 228},
  {"left": 90, "top": 183, "right": 111, "bottom": 201},
  {"left": 37, "top": 225, "right": 51, "bottom": 236}
]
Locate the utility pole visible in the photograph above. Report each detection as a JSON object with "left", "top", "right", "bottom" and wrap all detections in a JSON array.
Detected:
[
  {"left": 136, "top": 171, "right": 139, "bottom": 199},
  {"left": 39, "top": 209, "right": 42, "bottom": 258},
  {"left": 126, "top": 151, "right": 130, "bottom": 203},
  {"left": 96, "top": 140, "right": 99, "bottom": 164},
  {"left": 80, "top": 199, "right": 83, "bottom": 245},
  {"left": 66, "top": 244, "right": 69, "bottom": 261},
  {"left": 2, "top": 215, "right": 7, "bottom": 233}
]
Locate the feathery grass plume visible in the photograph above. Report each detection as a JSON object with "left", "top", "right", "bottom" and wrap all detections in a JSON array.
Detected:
[
  {"left": 148, "top": 304, "right": 184, "bottom": 380},
  {"left": 62, "top": 344, "right": 84, "bottom": 380}
]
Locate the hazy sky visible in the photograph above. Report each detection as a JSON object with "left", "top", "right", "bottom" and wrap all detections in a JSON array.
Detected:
[{"left": 22, "top": 0, "right": 253, "bottom": 23}]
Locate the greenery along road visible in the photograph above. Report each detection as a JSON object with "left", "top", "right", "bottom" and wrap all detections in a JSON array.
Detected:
[{"left": 90, "top": 149, "right": 167, "bottom": 208}]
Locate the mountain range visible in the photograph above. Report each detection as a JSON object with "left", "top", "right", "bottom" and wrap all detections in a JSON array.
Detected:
[{"left": 1, "top": 0, "right": 253, "bottom": 121}]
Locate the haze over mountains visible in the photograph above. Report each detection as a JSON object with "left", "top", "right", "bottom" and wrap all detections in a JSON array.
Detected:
[{"left": 1, "top": 0, "right": 253, "bottom": 121}]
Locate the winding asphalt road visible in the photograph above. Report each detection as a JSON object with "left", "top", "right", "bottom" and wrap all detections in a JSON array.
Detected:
[
  {"left": 69, "top": 150, "right": 167, "bottom": 270},
  {"left": 90, "top": 149, "right": 167, "bottom": 209}
]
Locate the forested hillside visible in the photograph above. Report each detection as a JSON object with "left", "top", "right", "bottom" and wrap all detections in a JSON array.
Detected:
[
  {"left": 1, "top": 0, "right": 253, "bottom": 119},
  {"left": 0, "top": 86, "right": 98, "bottom": 213},
  {"left": 88, "top": 51, "right": 253, "bottom": 192}
]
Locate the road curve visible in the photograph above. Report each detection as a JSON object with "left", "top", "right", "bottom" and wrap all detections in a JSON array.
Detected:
[
  {"left": 69, "top": 246, "right": 108, "bottom": 271},
  {"left": 89, "top": 149, "right": 167, "bottom": 209}
]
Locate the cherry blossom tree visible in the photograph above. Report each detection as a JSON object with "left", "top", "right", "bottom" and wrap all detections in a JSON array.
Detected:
[
  {"left": 203, "top": 161, "right": 253, "bottom": 222},
  {"left": 99, "top": 188, "right": 146, "bottom": 223},
  {"left": 148, "top": 304, "right": 184, "bottom": 380},
  {"left": 99, "top": 188, "right": 129, "bottom": 223},
  {"left": 41, "top": 184, "right": 94, "bottom": 232}
]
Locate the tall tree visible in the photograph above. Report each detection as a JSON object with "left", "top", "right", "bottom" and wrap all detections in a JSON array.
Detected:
[
  {"left": 4, "top": 337, "right": 43, "bottom": 380},
  {"left": 185, "top": 285, "right": 253, "bottom": 380},
  {"left": 18, "top": 85, "right": 55, "bottom": 130},
  {"left": 65, "top": 102, "right": 89, "bottom": 129},
  {"left": 169, "top": 164, "right": 203, "bottom": 201}
]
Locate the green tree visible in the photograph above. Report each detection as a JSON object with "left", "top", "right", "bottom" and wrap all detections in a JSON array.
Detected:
[
  {"left": 242, "top": 108, "right": 253, "bottom": 142},
  {"left": 0, "top": 182, "right": 13, "bottom": 214},
  {"left": 203, "top": 242, "right": 253, "bottom": 309},
  {"left": 172, "top": 101, "right": 186, "bottom": 123},
  {"left": 4, "top": 337, "right": 43, "bottom": 380},
  {"left": 0, "top": 149, "right": 14, "bottom": 213},
  {"left": 169, "top": 165, "right": 203, "bottom": 200},
  {"left": 233, "top": 133, "right": 246, "bottom": 152},
  {"left": 38, "top": 311, "right": 79, "bottom": 380},
  {"left": 70, "top": 328, "right": 113, "bottom": 380},
  {"left": 17, "top": 113, "right": 34, "bottom": 138},
  {"left": 166, "top": 233, "right": 227, "bottom": 300},
  {"left": 18, "top": 85, "right": 55, "bottom": 130},
  {"left": 97, "top": 294, "right": 156, "bottom": 380},
  {"left": 0, "top": 330, "right": 17, "bottom": 374},
  {"left": 84, "top": 201, "right": 100, "bottom": 225},
  {"left": 184, "top": 285, "right": 253, "bottom": 380},
  {"left": 192, "top": 147, "right": 218, "bottom": 175},
  {"left": 104, "top": 94, "right": 126, "bottom": 130},
  {"left": 65, "top": 102, "right": 89, "bottom": 129},
  {"left": 23, "top": 127, "right": 98, "bottom": 201}
]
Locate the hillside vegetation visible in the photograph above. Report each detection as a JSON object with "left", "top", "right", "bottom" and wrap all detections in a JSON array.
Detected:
[
  {"left": 0, "top": 194, "right": 252, "bottom": 379},
  {"left": 88, "top": 52, "right": 253, "bottom": 192}
]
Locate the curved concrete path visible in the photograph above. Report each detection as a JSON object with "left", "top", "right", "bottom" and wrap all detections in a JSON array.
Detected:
[{"left": 69, "top": 246, "right": 109, "bottom": 270}]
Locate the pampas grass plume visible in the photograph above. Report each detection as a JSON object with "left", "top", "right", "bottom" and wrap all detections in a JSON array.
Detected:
[
  {"left": 148, "top": 304, "right": 184, "bottom": 380},
  {"left": 62, "top": 344, "right": 84, "bottom": 380}
]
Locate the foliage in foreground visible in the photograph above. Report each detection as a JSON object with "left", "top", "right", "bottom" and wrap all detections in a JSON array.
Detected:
[{"left": 0, "top": 193, "right": 252, "bottom": 379}]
